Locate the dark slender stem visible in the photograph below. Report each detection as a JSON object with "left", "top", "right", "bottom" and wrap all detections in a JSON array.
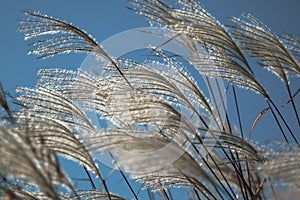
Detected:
[
  {"left": 286, "top": 85, "right": 300, "bottom": 127},
  {"left": 179, "top": 169, "right": 217, "bottom": 200},
  {"left": 83, "top": 166, "right": 96, "bottom": 190},
  {"left": 216, "top": 81, "right": 248, "bottom": 197},
  {"left": 183, "top": 132, "right": 231, "bottom": 199},
  {"left": 206, "top": 77, "right": 225, "bottom": 131},
  {"left": 232, "top": 85, "right": 252, "bottom": 198},
  {"left": 213, "top": 81, "right": 247, "bottom": 198},
  {"left": 160, "top": 188, "right": 170, "bottom": 200},
  {"left": 268, "top": 99, "right": 299, "bottom": 144},
  {"left": 268, "top": 178, "right": 278, "bottom": 200},
  {"left": 193, "top": 188, "right": 202, "bottom": 200},
  {"left": 232, "top": 86, "right": 243, "bottom": 138},
  {"left": 246, "top": 160, "right": 253, "bottom": 197},
  {"left": 213, "top": 81, "right": 253, "bottom": 197},
  {"left": 271, "top": 99, "right": 298, "bottom": 144},
  {"left": 109, "top": 152, "right": 139, "bottom": 200},
  {"left": 166, "top": 188, "right": 174, "bottom": 200},
  {"left": 155, "top": 51, "right": 236, "bottom": 199},
  {"left": 267, "top": 101, "right": 290, "bottom": 144}
]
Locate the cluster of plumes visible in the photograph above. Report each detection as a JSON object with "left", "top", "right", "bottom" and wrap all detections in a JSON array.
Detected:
[{"left": 1, "top": 0, "right": 299, "bottom": 199}]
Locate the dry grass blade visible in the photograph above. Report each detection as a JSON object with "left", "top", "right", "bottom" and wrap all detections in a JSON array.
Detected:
[
  {"left": 198, "top": 128, "right": 264, "bottom": 162},
  {"left": 136, "top": 175, "right": 216, "bottom": 199},
  {"left": 15, "top": 114, "right": 99, "bottom": 174},
  {"left": 117, "top": 56, "right": 212, "bottom": 121},
  {"left": 130, "top": 0, "right": 252, "bottom": 73},
  {"left": 84, "top": 128, "right": 221, "bottom": 199},
  {"left": 5, "top": 1, "right": 298, "bottom": 199},
  {"left": 33, "top": 62, "right": 241, "bottom": 198},
  {"left": 19, "top": 11, "right": 130, "bottom": 86},
  {"left": 190, "top": 50, "right": 269, "bottom": 98},
  {"left": 230, "top": 14, "right": 300, "bottom": 127},
  {"left": 16, "top": 86, "right": 93, "bottom": 129},
  {"left": 230, "top": 14, "right": 300, "bottom": 77},
  {"left": 36, "top": 68, "right": 109, "bottom": 115},
  {"left": 0, "top": 126, "right": 74, "bottom": 199},
  {"left": 130, "top": 0, "right": 299, "bottom": 148},
  {"left": 66, "top": 190, "right": 125, "bottom": 200},
  {"left": 249, "top": 107, "right": 269, "bottom": 141},
  {"left": 14, "top": 86, "right": 113, "bottom": 199},
  {"left": 259, "top": 142, "right": 300, "bottom": 187},
  {"left": 130, "top": 0, "right": 270, "bottom": 101},
  {"left": 280, "top": 34, "right": 300, "bottom": 68},
  {"left": 19, "top": 11, "right": 107, "bottom": 60}
]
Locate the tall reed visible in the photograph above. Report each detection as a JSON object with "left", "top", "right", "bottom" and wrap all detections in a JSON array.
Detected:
[{"left": 1, "top": 0, "right": 299, "bottom": 199}]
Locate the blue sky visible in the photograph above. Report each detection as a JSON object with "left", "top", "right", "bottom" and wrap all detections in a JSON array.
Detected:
[{"left": 1, "top": 0, "right": 299, "bottom": 199}]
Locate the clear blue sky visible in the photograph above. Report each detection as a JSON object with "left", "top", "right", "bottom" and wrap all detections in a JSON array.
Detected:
[{"left": 1, "top": 1, "right": 299, "bottom": 199}]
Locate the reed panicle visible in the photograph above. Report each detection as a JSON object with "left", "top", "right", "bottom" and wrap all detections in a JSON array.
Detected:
[{"left": 1, "top": 0, "right": 299, "bottom": 199}]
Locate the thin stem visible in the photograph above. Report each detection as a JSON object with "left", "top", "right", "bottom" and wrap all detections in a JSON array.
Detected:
[
  {"left": 109, "top": 152, "right": 139, "bottom": 200},
  {"left": 160, "top": 188, "right": 170, "bottom": 200},
  {"left": 166, "top": 188, "right": 174, "bottom": 200},
  {"left": 268, "top": 100, "right": 299, "bottom": 145},
  {"left": 232, "top": 86, "right": 252, "bottom": 198},
  {"left": 286, "top": 85, "right": 300, "bottom": 127},
  {"left": 268, "top": 178, "right": 278, "bottom": 200},
  {"left": 206, "top": 77, "right": 225, "bottom": 131},
  {"left": 267, "top": 101, "right": 290, "bottom": 144},
  {"left": 83, "top": 166, "right": 96, "bottom": 190},
  {"left": 232, "top": 86, "right": 243, "bottom": 138},
  {"left": 212, "top": 80, "right": 253, "bottom": 197}
]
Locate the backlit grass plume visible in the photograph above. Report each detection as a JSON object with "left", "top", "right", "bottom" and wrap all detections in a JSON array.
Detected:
[{"left": 1, "top": 0, "right": 299, "bottom": 199}]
